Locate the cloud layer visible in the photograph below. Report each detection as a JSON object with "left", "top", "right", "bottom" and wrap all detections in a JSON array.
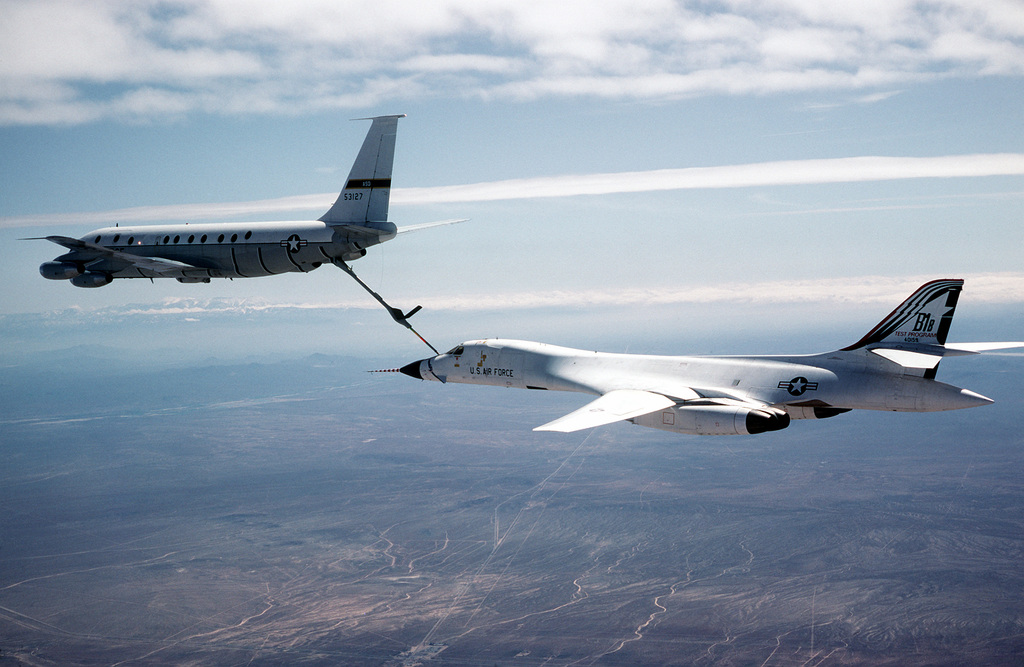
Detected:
[
  {"left": 2, "top": 0, "right": 1023, "bottom": 125},
  {"left": 9, "top": 273, "right": 1023, "bottom": 322},
  {"left": 5, "top": 153, "right": 1023, "bottom": 229}
]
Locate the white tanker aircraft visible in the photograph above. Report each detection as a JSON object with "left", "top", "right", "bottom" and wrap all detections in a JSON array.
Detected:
[
  {"left": 398, "top": 280, "right": 1022, "bottom": 436},
  {"left": 32, "top": 114, "right": 456, "bottom": 340}
]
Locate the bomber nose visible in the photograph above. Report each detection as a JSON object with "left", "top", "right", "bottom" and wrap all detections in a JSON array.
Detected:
[{"left": 399, "top": 360, "right": 425, "bottom": 379}]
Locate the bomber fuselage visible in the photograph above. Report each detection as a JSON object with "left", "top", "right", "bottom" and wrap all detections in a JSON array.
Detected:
[{"left": 406, "top": 339, "right": 992, "bottom": 414}]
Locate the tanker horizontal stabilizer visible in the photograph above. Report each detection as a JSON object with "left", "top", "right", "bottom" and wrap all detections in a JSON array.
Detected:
[{"left": 396, "top": 219, "right": 469, "bottom": 234}]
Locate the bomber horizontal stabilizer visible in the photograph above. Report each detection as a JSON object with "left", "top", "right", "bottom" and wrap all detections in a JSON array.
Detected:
[
  {"left": 869, "top": 340, "right": 1024, "bottom": 368},
  {"left": 944, "top": 341, "right": 1024, "bottom": 353},
  {"left": 869, "top": 348, "right": 943, "bottom": 369}
]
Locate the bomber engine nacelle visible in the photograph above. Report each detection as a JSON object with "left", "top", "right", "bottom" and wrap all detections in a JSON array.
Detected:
[
  {"left": 784, "top": 405, "right": 852, "bottom": 420},
  {"left": 39, "top": 261, "right": 83, "bottom": 281},
  {"left": 69, "top": 272, "right": 113, "bottom": 288},
  {"left": 633, "top": 404, "right": 791, "bottom": 436}
]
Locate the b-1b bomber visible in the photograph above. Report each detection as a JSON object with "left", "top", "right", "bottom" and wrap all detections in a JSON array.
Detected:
[{"left": 399, "top": 280, "right": 1022, "bottom": 436}]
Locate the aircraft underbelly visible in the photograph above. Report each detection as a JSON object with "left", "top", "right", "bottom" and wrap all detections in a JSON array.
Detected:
[
  {"left": 886, "top": 376, "right": 921, "bottom": 411},
  {"left": 105, "top": 242, "right": 333, "bottom": 279},
  {"left": 232, "top": 244, "right": 326, "bottom": 276}
]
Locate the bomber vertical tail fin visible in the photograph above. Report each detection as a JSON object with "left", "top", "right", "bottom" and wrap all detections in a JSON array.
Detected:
[
  {"left": 841, "top": 279, "right": 1024, "bottom": 376},
  {"left": 319, "top": 114, "right": 405, "bottom": 225},
  {"left": 843, "top": 279, "right": 964, "bottom": 378},
  {"left": 843, "top": 279, "right": 964, "bottom": 352}
]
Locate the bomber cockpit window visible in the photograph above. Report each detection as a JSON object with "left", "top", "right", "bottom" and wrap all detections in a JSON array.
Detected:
[{"left": 446, "top": 345, "right": 465, "bottom": 356}]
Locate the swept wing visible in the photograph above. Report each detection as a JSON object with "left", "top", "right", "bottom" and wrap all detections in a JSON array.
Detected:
[
  {"left": 36, "top": 235, "right": 210, "bottom": 278},
  {"left": 534, "top": 389, "right": 675, "bottom": 432},
  {"left": 534, "top": 387, "right": 784, "bottom": 433}
]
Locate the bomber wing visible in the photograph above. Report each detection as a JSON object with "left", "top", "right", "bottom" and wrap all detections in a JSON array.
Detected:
[
  {"left": 533, "top": 388, "right": 782, "bottom": 434},
  {"left": 534, "top": 389, "right": 675, "bottom": 433},
  {"left": 533, "top": 380, "right": 791, "bottom": 434},
  {"left": 38, "top": 235, "right": 210, "bottom": 278}
]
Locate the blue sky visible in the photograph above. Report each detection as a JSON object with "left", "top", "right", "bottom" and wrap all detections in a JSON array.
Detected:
[{"left": 1, "top": 0, "right": 1022, "bottom": 358}]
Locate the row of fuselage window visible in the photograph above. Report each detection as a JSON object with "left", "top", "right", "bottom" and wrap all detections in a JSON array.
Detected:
[{"left": 94, "top": 231, "right": 255, "bottom": 246}]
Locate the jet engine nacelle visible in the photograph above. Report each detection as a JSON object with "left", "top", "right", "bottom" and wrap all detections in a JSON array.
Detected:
[
  {"left": 784, "top": 405, "right": 852, "bottom": 420},
  {"left": 69, "top": 272, "right": 113, "bottom": 288},
  {"left": 39, "top": 261, "right": 83, "bottom": 280},
  {"left": 340, "top": 249, "right": 367, "bottom": 262},
  {"left": 633, "top": 404, "right": 791, "bottom": 436}
]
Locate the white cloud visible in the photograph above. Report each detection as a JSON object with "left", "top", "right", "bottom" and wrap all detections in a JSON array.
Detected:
[
  {"left": 22, "top": 272, "right": 1024, "bottom": 319},
  {"left": 929, "top": 31, "right": 1024, "bottom": 74},
  {"left": 404, "top": 272, "right": 1024, "bottom": 312},
  {"left": 855, "top": 90, "right": 903, "bottom": 104},
  {"left": 5, "top": 153, "right": 1023, "bottom": 229},
  {"left": 3, "top": 193, "right": 330, "bottom": 229},
  {"left": 398, "top": 54, "right": 524, "bottom": 75},
  {"left": 394, "top": 154, "right": 1024, "bottom": 204},
  {"left": 1, "top": 0, "right": 1022, "bottom": 125}
]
